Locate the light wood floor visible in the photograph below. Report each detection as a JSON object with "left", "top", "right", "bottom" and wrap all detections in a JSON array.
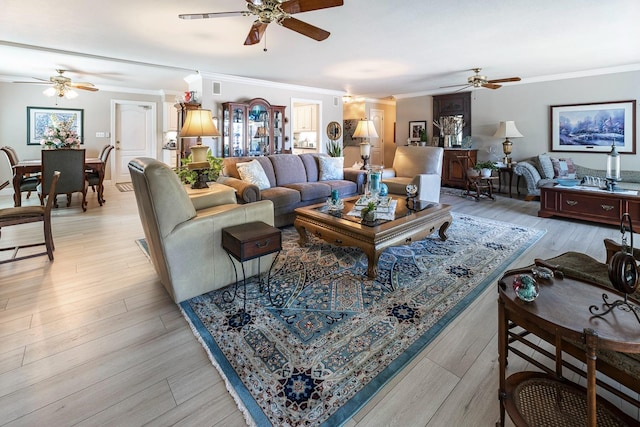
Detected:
[{"left": 0, "top": 184, "right": 631, "bottom": 426}]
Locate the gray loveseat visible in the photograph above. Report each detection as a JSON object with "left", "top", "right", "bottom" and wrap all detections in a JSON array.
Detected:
[
  {"left": 514, "top": 155, "right": 640, "bottom": 200},
  {"left": 218, "top": 153, "right": 366, "bottom": 227}
]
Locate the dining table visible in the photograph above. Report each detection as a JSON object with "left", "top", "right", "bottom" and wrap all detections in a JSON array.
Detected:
[{"left": 12, "top": 158, "right": 105, "bottom": 207}]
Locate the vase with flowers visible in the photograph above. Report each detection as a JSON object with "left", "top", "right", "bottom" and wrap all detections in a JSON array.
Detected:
[{"left": 40, "top": 115, "right": 81, "bottom": 149}]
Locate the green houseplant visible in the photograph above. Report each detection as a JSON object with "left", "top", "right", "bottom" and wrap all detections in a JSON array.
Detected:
[
  {"left": 360, "top": 201, "right": 377, "bottom": 223},
  {"left": 473, "top": 161, "right": 497, "bottom": 178},
  {"left": 326, "top": 140, "right": 343, "bottom": 157},
  {"left": 176, "top": 150, "right": 223, "bottom": 185}
]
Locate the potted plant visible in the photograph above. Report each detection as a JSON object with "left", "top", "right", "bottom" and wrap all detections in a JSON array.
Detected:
[
  {"left": 325, "top": 140, "right": 342, "bottom": 157},
  {"left": 419, "top": 129, "right": 428, "bottom": 146},
  {"left": 176, "top": 150, "right": 223, "bottom": 185},
  {"left": 474, "top": 161, "right": 497, "bottom": 178},
  {"left": 360, "top": 201, "right": 377, "bottom": 223}
]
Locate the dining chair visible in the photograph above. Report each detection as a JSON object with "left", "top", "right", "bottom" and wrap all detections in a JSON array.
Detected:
[
  {"left": 0, "top": 148, "right": 12, "bottom": 191},
  {"left": 86, "top": 144, "right": 113, "bottom": 205},
  {"left": 40, "top": 149, "right": 88, "bottom": 211},
  {"left": 0, "top": 171, "right": 60, "bottom": 264},
  {"left": 0, "top": 146, "right": 39, "bottom": 201}
]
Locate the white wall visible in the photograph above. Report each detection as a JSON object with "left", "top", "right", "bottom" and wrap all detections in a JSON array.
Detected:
[{"left": 397, "top": 70, "right": 640, "bottom": 170}]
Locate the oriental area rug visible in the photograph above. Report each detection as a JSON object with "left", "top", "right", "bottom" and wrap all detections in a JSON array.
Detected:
[{"left": 175, "top": 213, "right": 545, "bottom": 426}]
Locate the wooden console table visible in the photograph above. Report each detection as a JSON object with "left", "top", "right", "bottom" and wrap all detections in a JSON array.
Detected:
[
  {"left": 539, "top": 183, "right": 640, "bottom": 226},
  {"left": 498, "top": 269, "right": 640, "bottom": 426}
]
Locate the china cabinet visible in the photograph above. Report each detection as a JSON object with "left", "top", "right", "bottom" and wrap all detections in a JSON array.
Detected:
[{"left": 221, "top": 98, "right": 286, "bottom": 157}]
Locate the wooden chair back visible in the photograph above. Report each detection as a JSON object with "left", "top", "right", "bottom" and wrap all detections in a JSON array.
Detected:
[{"left": 41, "top": 149, "right": 88, "bottom": 211}]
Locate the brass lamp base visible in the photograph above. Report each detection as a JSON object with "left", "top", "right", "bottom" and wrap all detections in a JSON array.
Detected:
[{"left": 502, "top": 139, "right": 513, "bottom": 164}]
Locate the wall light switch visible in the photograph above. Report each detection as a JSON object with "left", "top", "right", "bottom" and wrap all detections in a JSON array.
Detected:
[
  {"left": 105, "top": 132, "right": 110, "bottom": 138},
  {"left": 96, "top": 132, "right": 105, "bottom": 138}
]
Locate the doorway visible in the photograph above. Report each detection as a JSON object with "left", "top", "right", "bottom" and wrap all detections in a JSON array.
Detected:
[
  {"left": 110, "top": 100, "right": 157, "bottom": 183},
  {"left": 291, "top": 98, "right": 322, "bottom": 154},
  {"left": 369, "top": 108, "right": 384, "bottom": 166}
]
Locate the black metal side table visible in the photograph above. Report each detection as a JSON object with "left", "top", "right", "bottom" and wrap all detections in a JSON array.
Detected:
[{"left": 221, "top": 221, "right": 282, "bottom": 311}]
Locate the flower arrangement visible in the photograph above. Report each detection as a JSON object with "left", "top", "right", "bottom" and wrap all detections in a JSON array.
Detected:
[{"left": 40, "top": 115, "right": 81, "bottom": 149}]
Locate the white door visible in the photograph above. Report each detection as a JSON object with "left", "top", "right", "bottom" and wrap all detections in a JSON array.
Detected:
[
  {"left": 370, "top": 109, "right": 384, "bottom": 166},
  {"left": 112, "top": 101, "right": 156, "bottom": 183}
]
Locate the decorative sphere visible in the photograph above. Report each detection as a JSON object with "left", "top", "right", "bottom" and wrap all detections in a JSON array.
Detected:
[
  {"left": 380, "top": 183, "right": 388, "bottom": 197},
  {"left": 406, "top": 184, "right": 418, "bottom": 197}
]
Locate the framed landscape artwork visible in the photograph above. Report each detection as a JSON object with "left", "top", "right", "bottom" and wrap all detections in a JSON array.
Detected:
[
  {"left": 409, "top": 120, "right": 427, "bottom": 142},
  {"left": 550, "top": 100, "right": 636, "bottom": 154},
  {"left": 27, "top": 107, "right": 84, "bottom": 146}
]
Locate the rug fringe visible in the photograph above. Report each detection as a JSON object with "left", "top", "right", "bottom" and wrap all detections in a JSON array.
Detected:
[{"left": 178, "top": 305, "right": 258, "bottom": 427}]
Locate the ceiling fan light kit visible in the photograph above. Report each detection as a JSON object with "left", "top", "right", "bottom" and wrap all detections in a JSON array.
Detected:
[
  {"left": 179, "top": 0, "right": 344, "bottom": 45},
  {"left": 14, "top": 69, "right": 98, "bottom": 99}
]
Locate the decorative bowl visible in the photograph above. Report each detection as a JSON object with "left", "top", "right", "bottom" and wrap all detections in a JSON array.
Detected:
[
  {"left": 557, "top": 178, "right": 580, "bottom": 187},
  {"left": 513, "top": 274, "right": 539, "bottom": 302}
]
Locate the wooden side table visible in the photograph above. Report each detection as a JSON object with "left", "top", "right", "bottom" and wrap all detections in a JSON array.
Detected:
[
  {"left": 497, "top": 268, "right": 640, "bottom": 426},
  {"left": 222, "top": 221, "right": 282, "bottom": 311},
  {"left": 464, "top": 175, "right": 498, "bottom": 201},
  {"left": 497, "top": 166, "right": 514, "bottom": 198}
]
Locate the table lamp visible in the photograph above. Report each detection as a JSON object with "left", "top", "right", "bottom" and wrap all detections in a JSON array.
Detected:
[
  {"left": 353, "top": 119, "right": 378, "bottom": 170},
  {"left": 180, "top": 108, "right": 220, "bottom": 188},
  {"left": 493, "top": 121, "right": 523, "bottom": 164}
]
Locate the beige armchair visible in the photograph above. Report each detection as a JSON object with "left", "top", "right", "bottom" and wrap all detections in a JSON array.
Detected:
[
  {"left": 128, "top": 157, "right": 275, "bottom": 303},
  {"left": 382, "top": 146, "right": 444, "bottom": 202}
]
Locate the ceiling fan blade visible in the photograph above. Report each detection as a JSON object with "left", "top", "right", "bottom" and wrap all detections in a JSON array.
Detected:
[
  {"left": 281, "top": 0, "right": 344, "bottom": 14},
  {"left": 486, "top": 77, "right": 521, "bottom": 84},
  {"left": 244, "top": 20, "right": 269, "bottom": 45},
  {"left": 179, "top": 11, "right": 246, "bottom": 20},
  {"left": 454, "top": 85, "right": 473, "bottom": 93},
  {"left": 74, "top": 85, "right": 99, "bottom": 92},
  {"left": 440, "top": 83, "right": 469, "bottom": 89},
  {"left": 70, "top": 81, "right": 95, "bottom": 88},
  {"left": 482, "top": 83, "right": 502, "bottom": 90},
  {"left": 12, "top": 80, "right": 50, "bottom": 85},
  {"left": 280, "top": 17, "right": 330, "bottom": 41}
]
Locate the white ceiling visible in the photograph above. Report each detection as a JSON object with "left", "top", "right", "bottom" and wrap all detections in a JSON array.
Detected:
[{"left": 1, "top": 0, "right": 639, "bottom": 99}]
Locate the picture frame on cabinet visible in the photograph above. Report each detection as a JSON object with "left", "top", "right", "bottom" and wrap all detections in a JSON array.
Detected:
[
  {"left": 549, "top": 100, "right": 636, "bottom": 154},
  {"left": 409, "top": 120, "right": 427, "bottom": 142}
]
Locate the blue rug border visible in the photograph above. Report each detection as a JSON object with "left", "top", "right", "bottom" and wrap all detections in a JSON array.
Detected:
[{"left": 179, "top": 219, "right": 547, "bottom": 426}]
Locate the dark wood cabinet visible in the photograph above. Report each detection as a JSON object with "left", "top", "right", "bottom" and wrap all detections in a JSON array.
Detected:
[
  {"left": 432, "top": 92, "right": 471, "bottom": 147},
  {"left": 539, "top": 184, "right": 640, "bottom": 226},
  {"left": 221, "top": 98, "right": 286, "bottom": 157},
  {"left": 442, "top": 148, "right": 477, "bottom": 188}
]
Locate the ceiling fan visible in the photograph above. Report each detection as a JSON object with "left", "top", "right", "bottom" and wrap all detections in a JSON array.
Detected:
[
  {"left": 442, "top": 68, "right": 521, "bottom": 91},
  {"left": 179, "top": 0, "right": 344, "bottom": 45},
  {"left": 14, "top": 69, "right": 98, "bottom": 98}
]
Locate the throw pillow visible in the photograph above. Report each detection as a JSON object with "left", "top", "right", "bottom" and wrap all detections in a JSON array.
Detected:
[
  {"left": 236, "top": 160, "right": 271, "bottom": 190},
  {"left": 537, "top": 154, "right": 555, "bottom": 179},
  {"left": 319, "top": 156, "right": 344, "bottom": 181},
  {"left": 550, "top": 157, "right": 576, "bottom": 178}
]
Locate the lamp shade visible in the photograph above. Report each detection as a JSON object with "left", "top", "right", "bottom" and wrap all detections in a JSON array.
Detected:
[
  {"left": 493, "top": 121, "right": 523, "bottom": 138},
  {"left": 352, "top": 120, "right": 379, "bottom": 139},
  {"left": 180, "top": 109, "right": 220, "bottom": 139}
]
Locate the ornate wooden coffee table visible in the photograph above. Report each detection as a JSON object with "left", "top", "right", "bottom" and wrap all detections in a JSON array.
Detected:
[{"left": 294, "top": 196, "right": 453, "bottom": 279}]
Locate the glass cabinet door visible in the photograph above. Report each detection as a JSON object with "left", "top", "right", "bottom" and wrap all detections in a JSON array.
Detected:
[
  {"left": 272, "top": 106, "right": 285, "bottom": 154},
  {"left": 222, "top": 103, "right": 246, "bottom": 157},
  {"left": 248, "top": 102, "right": 270, "bottom": 156}
]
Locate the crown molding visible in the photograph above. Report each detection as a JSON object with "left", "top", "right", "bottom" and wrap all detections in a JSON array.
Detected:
[{"left": 198, "top": 71, "right": 345, "bottom": 96}]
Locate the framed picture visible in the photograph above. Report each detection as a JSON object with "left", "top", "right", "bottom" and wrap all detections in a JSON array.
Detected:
[
  {"left": 27, "top": 107, "right": 84, "bottom": 146},
  {"left": 342, "top": 119, "right": 359, "bottom": 146},
  {"left": 409, "top": 120, "right": 427, "bottom": 142},
  {"left": 549, "top": 100, "right": 636, "bottom": 154}
]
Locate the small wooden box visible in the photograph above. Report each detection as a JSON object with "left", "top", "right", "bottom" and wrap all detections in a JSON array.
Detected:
[{"left": 222, "top": 222, "right": 281, "bottom": 262}]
